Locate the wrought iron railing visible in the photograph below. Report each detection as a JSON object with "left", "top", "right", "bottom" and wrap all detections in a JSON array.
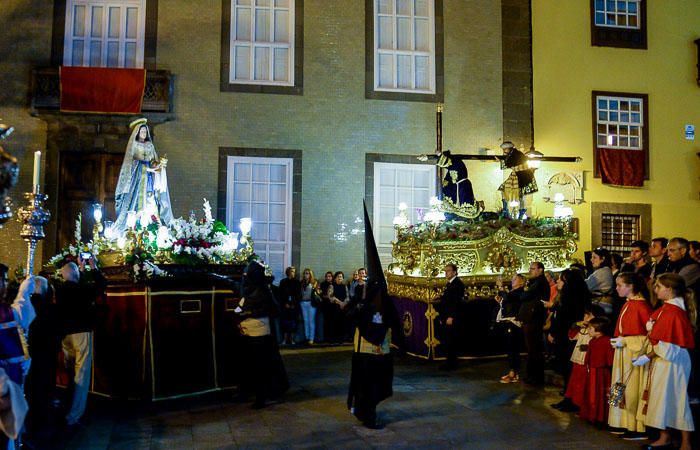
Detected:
[{"left": 31, "top": 67, "right": 173, "bottom": 113}]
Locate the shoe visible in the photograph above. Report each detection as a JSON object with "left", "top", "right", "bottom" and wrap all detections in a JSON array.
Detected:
[
  {"left": 558, "top": 403, "right": 579, "bottom": 413},
  {"left": 608, "top": 427, "right": 626, "bottom": 435},
  {"left": 500, "top": 373, "right": 516, "bottom": 384},
  {"left": 550, "top": 400, "right": 567, "bottom": 410},
  {"left": 363, "top": 419, "right": 384, "bottom": 430},
  {"left": 621, "top": 431, "right": 648, "bottom": 441}
]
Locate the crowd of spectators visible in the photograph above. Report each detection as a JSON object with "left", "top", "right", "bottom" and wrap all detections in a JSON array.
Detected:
[
  {"left": 272, "top": 266, "right": 370, "bottom": 346},
  {"left": 492, "top": 236, "right": 699, "bottom": 450}
]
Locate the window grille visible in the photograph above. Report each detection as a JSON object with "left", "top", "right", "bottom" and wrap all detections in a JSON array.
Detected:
[{"left": 601, "top": 213, "right": 640, "bottom": 253}]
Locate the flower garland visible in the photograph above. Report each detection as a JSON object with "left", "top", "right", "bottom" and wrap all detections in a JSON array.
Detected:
[{"left": 396, "top": 216, "right": 572, "bottom": 244}]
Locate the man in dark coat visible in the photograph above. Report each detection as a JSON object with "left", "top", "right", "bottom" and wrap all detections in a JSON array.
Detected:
[
  {"left": 649, "top": 237, "right": 672, "bottom": 279},
  {"left": 55, "top": 258, "right": 105, "bottom": 427},
  {"left": 437, "top": 263, "right": 466, "bottom": 371},
  {"left": 516, "top": 261, "right": 550, "bottom": 385}
]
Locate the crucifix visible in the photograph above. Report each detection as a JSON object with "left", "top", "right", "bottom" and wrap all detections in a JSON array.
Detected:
[{"left": 418, "top": 104, "right": 581, "bottom": 219}]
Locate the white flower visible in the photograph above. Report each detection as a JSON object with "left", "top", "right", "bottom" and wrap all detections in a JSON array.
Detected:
[
  {"left": 74, "top": 213, "right": 82, "bottom": 243},
  {"left": 203, "top": 199, "right": 213, "bottom": 224}
]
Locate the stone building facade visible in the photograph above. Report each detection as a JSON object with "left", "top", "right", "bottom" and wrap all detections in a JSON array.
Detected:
[{"left": 0, "top": 0, "right": 533, "bottom": 279}]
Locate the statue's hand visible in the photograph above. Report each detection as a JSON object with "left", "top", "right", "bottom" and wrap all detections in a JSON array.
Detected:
[
  {"left": 417, "top": 154, "right": 428, "bottom": 162},
  {"left": 160, "top": 157, "right": 168, "bottom": 169}
]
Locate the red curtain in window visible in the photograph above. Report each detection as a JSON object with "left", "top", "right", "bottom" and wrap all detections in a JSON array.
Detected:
[
  {"left": 60, "top": 67, "right": 146, "bottom": 114},
  {"left": 597, "top": 147, "right": 645, "bottom": 187}
]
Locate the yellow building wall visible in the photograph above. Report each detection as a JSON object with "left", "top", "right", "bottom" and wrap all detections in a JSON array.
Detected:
[{"left": 531, "top": 0, "right": 700, "bottom": 259}]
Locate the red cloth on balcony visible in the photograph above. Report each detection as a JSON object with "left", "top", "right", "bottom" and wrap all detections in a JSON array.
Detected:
[
  {"left": 597, "top": 147, "right": 645, "bottom": 187},
  {"left": 60, "top": 67, "right": 146, "bottom": 114}
]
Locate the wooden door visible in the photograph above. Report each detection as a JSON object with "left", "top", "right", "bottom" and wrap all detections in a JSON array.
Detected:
[{"left": 57, "top": 152, "right": 124, "bottom": 250}]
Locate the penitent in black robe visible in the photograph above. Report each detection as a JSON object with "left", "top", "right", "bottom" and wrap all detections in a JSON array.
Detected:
[{"left": 346, "top": 287, "right": 396, "bottom": 427}]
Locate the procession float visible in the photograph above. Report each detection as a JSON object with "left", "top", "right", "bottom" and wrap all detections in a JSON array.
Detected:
[
  {"left": 388, "top": 105, "right": 580, "bottom": 360},
  {"left": 37, "top": 119, "right": 254, "bottom": 400}
]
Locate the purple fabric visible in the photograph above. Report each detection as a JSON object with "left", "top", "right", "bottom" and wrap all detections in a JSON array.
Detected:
[{"left": 391, "top": 296, "right": 429, "bottom": 358}]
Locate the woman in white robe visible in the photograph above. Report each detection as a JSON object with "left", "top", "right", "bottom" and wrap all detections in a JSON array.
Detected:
[{"left": 634, "top": 273, "right": 695, "bottom": 450}]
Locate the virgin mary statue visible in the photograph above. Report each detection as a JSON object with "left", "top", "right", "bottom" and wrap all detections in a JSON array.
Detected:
[{"left": 113, "top": 118, "right": 174, "bottom": 233}]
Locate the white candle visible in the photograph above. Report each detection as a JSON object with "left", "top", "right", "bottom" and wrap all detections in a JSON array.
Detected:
[{"left": 32, "top": 151, "right": 41, "bottom": 188}]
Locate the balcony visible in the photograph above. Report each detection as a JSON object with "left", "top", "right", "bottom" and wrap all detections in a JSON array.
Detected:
[{"left": 31, "top": 67, "right": 174, "bottom": 114}]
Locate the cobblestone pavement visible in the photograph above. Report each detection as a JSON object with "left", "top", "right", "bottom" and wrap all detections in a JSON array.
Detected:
[{"left": 49, "top": 347, "right": 662, "bottom": 449}]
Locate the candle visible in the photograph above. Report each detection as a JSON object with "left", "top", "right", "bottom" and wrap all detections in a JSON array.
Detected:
[{"left": 32, "top": 151, "right": 41, "bottom": 188}]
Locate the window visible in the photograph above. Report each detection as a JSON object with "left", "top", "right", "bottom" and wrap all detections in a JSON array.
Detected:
[
  {"left": 229, "top": 0, "right": 294, "bottom": 86},
  {"left": 222, "top": 0, "right": 302, "bottom": 94},
  {"left": 592, "top": 91, "right": 649, "bottom": 182},
  {"left": 590, "top": 0, "right": 646, "bottom": 49},
  {"left": 594, "top": 0, "right": 640, "bottom": 29},
  {"left": 365, "top": 0, "right": 443, "bottom": 102},
  {"left": 373, "top": 162, "right": 436, "bottom": 268},
  {"left": 63, "top": 0, "right": 146, "bottom": 68},
  {"left": 590, "top": 202, "right": 651, "bottom": 252},
  {"left": 601, "top": 213, "right": 639, "bottom": 253},
  {"left": 374, "top": 0, "right": 435, "bottom": 93},
  {"left": 226, "top": 156, "right": 293, "bottom": 282},
  {"left": 595, "top": 95, "right": 643, "bottom": 150}
]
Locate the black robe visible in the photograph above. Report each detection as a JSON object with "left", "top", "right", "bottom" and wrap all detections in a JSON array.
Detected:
[
  {"left": 346, "top": 287, "right": 397, "bottom": 426},
  {"left": 237, "top": 264, "right": 289, "bottom": 403}
]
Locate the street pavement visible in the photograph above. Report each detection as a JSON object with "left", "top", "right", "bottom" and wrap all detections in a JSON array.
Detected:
[{"left": 50, "top": 346, "right": 661, "bottom": 449}]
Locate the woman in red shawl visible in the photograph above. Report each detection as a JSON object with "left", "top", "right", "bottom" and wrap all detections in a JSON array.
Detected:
[{"left": 634, "top": 273, "right": 695, "bottom": 450}]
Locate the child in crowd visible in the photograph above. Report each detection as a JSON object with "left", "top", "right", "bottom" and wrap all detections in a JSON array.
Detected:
[
  {"left": 556, "top": 305, "right": 604, "bottom": 412},
  {"left": 579, "top": 316, "right": 614, "bottom": 425}
]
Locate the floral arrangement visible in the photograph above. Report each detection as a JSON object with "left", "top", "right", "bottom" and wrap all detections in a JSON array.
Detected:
[
  {"left": 167, "top": 200, "right": 240, "bottom": 265},
  {"left": 396, "top": 216, "right": 573, "bottom": 244},
  {"left": 47, "top": 213, "right": 110, "bottom": 270},
  {"left": 47, "top": 200, "right": 252, "bottom": 282}
]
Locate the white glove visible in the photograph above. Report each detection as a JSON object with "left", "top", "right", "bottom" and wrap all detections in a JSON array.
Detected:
[
  {"left": 632, "top": 355, "right": 650, "bottom": 367},
  {"left": 610, "top": 337, "right": 625, "bottom": 348}
]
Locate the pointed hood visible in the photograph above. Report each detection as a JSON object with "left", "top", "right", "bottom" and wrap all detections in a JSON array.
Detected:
[{"left": 364, "top": 200, "right": 386, "bottom": 293}]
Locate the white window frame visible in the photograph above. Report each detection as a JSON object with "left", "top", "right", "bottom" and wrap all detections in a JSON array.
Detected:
[
  {"left": 594, "top": 0, "right": 641, "bottom": 30},
  {"left": 373, "top": 162, "right": 436, "bottom": 268},
  {"left": 596, "top": 95, "right": 644, "bottom": 150},
  {"left": 373, "top": 0, "right": 436, "bottom": 94},
  {"left": 63, "top": 0, "right": 146, "bottom": 68},
  {"left": 226, "top": 156, "right": 293, "bottom": 282},
  {"left": 229, "top": 0, "right": 295, "bottom": 86}
]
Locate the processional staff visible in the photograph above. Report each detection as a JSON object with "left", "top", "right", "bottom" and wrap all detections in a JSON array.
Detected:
[{"left": 17, "top": 150, "right": 51, "bottom": 275}]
